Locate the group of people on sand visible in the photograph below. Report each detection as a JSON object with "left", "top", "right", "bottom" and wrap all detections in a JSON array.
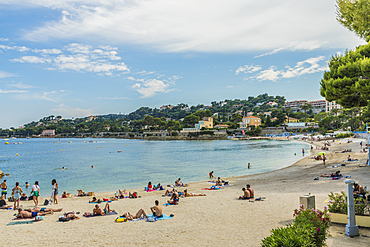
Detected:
[
  {"left": 238, "top": 184, "right": 254, "bottom": 200},
  {"left": 0, "top": 179, "right": 59, "bottom": 209},
  {"left": 146, "top": 182, "right": 164, "bottom": 191}
]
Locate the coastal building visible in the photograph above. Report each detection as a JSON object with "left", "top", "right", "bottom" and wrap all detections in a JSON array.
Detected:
[
  {"left": 255, "top": 103, "right": 263, "bottom": 107},
  {"left": 308, "top": 100, "right": 326, "bottom": 114},
  {"left": 284, "top": 117, "right": 299, "bottom": 124},
  {"left": 326, "top": 101, "right": 343, "bottom": 113},
  {"left": 218, "top": 101, "right": 227, "bottom": 107},
  {"left": 267, "top": 101, "right": 278, "bottom": 107},
  {"left": 214, "top": 124, "right": 229, "bottom": 129},
  {"left": 247, "top": 112, "right": 254, "bottom": 116},
  {"left": 195, "top": 117, "right": 213, "bottom": 130},
  {"left": 86, "top": 115, "right": 98, "bottom": 122},
  {"left": 41, "top": 129, "right": 55, "bottom": 137},
  {"left": 203, "top": 106, "right": 212, "bottom": 109},
  {"left": 239, "top": 116, "right": 261, "bottom": 129},
  {"left": 160, "top": 105, "right": 174, "bottom": 110},
  {"left": 284, "top": 100, "right": 308, "bottom": 108},
  {"left": 264, "top": 111, "right": 272, "bottom": 117}
]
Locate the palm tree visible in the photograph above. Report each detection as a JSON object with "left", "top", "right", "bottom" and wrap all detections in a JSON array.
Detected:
[
  {"left": 301, "top": 104, "right": 311, "bottom": 123},
  {"left": 285, "top": 108, "right": 292, "bottom": 125}
]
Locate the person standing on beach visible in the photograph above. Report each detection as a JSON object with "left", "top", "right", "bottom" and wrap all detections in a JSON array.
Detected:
[
  {"left": 322, "top": 155, "right": 326, "bottom": 166},
  {"left": 52, "top": 179, "right": 58, "bottom": 204},
  {"left": 31, "top": 181, "right": 40, "bottom": 206},
  {"left": 302, "top": 148, "right": 305, "bottom": 156},
  {"left": 12, "top": 182, "right": 23, "bottom": 209},
  {"left": 1, "top": 180, "right": 7, "bottom": 199},
  {"left": 248, "top": 163, "right": 251, "bottom": 169},
  {"left": 360, "top": 141, "right": 363, "bottom": 148},
  {"left": 209, "top": 171, "right": 214, "bottom": 179}
]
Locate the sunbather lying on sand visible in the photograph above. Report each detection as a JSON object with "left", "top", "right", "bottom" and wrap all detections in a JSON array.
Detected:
[
  {"left": 238, "top": 188, "right": 251, "bottom": 200},
  {"left": 164, "top": 188, "right": 184, "bottom": 196},
  {"left": 93, "top": 203, "right": 113, "bottom": 216},
  {"left": 183, "top": 189, "right": 206, "bottom": 197},
  {"left": 122, "top": 209, "right": 147, "bottom": 220},
  {"left": 347, "top": 155, "right": 358, "bottom": 161},
  {"left": 320, "top": 171, "right": 342, "bottom": 178},
  {"left": 63, "top": 211, "right": 80, "bottom": 221},
  {"left": 26, "top": 207, "right": 62, "bottom": 213},
  {"left": 17, "top": 208, "right": 53, "bottom": 218}
]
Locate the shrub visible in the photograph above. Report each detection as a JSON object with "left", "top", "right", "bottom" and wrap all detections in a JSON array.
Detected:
[
  {"left": 171, "top": 132, "right": 178, "bottom": 136},
  {"left": 293, "top": 205, "right": 331, "bottom": 247},
  {"left": 261, "top": 225, "right": 314, "bottom": 247},
  {"left": 327, "top": 192, "right": 369, "bottom": 215},
  {"left": 262, "top": 206, "right": 331, "bottom": 247},
  {"left": 336, "top": 132, "right": 353, "bottom": 138}
]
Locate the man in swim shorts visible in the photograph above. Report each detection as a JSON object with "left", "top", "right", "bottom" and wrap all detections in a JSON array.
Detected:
[
  {"left": 238, "top": 188, "right": 250, "bottom": 200},
  {"left": 93, "top": 203, "right": 113, "bottom": 216},
  {"left": 246, "top": 184, "right": 254, "bottom": 198},
  {"left": 150, "top": 200, "right": 163, "bottom": 218},
  {"left": 1, "top": 180, "right": 7, "bottom": 199},
  {"left": 26, "top": 207, "right": 63, "bottom": 213},
  {"left": 17, "top": 208, "right": 53, "bottom": 218}
]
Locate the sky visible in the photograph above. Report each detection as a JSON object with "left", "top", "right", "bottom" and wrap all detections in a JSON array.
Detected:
[{"left": 0, "top": 0, "right": 366, "bottom": 128}]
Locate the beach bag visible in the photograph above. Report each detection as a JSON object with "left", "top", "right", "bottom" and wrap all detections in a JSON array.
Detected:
[
  {"left": 59, "top": 217, "right": 70, "bottom": 222},
  {"left": 133, "top": 192, "right": 137, "bottom": 198},
  {"left": 35, "top": 216, "right": 44, "bottom": 221},
  {"left": 147, "top": 216, "right": 157, "bottom": 222},
  {"left": 115, "top": 217, "right": 128, "bottom": 223},
  {"left": 44, "top": 199, "right": 49, "bottom": 205}
]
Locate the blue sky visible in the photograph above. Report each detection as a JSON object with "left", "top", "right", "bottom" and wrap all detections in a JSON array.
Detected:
[{"left": 0, "top": 0, "right": 365, "bottom": 128}]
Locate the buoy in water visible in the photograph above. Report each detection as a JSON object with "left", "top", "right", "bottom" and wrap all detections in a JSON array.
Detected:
[
  {"left": 6, "top": 173, "right": 9, "bottom": 176},
  {"left": 16, "top": 153, "right": 18, "bottom": 156},
  {"left": 61, "top": 149, "right": 63, "bottom": 151},
  {"left": 91, "top": 165, "right": 94, "bottom": 168}
]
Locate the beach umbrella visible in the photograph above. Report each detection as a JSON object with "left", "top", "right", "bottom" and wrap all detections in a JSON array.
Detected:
[{"left": 317, "top": 152, "right": 326, "bottom": 156}]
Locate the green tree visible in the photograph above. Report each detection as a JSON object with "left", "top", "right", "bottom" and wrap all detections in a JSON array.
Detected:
[
  {"left": 183, "top": 114, "right": 200, "bottom": 127},
  {"left": 336, "top": 0, "right": 370, "bottom": 41},
  {"left": 320, "top": 43, "right": 370, "bottom": 108}
]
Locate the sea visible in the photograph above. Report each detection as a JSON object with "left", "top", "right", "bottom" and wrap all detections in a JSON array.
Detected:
[{"left": 0, "top": 138, "right": 310, "bottom": 195}]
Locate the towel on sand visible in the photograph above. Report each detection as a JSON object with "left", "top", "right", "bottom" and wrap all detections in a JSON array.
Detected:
[{"left": 83, "top": 211, "right": 117, "bottom": 218}]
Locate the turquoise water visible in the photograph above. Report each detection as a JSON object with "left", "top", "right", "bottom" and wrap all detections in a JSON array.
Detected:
[{"left": 0, "top": 138, "right": 310, "bottom": 194}]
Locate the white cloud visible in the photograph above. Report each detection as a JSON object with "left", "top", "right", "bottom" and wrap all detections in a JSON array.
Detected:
[
  {"left": 10, "top": 43, "right": 130, "bottom": 75},
  {"left": 255, "top": 66, "right": 281, "bottom": 81},
  {"left": 238, "top": 56, "right": 328, "bottom": 81},
  {"left": 33, "top": 48, "right": 62, "bottom": 54},
  {"left": 51, "top": 103, "right": 93, "bottom": 117},
  {"left": 12, "top": 56, "right": 52, "bottom": 63},
  {"left": 0, "top": 71, "right": 15, "bottom": 78},
  {"left": 0, "top": 89, "right": 27, "bottom": 93},
  {"left": 130, "top": 76, "right": 177, "bottom": 98},
  {"left": 0, "top": 44, "right": 30, "bottom": 52},
  {"left": 235, "top": 65, "right": 262, "bottom": 75},
  {"left": 0, "top": 38, "right": 9, "bottom": 41},
  {"left": 3, "top": 0, "right": 363, "bottom": 53},
  {"left": 7, "top": 82, "right": 35, "bottom": 89}
]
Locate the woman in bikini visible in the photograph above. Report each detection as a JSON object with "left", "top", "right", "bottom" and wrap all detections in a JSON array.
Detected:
[{"left": 12, "top": 182, "right": 23, "bottom": 209}]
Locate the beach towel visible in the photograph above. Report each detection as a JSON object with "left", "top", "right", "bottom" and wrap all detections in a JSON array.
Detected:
[
  {"left": 88, "top": 200, "right": 112, "bottom": 204},
  {"left": 146, "top": 214, "right": 172, "bottom": 220},
  {"left": 83, "top": 211, "right": 117, "bottom": 218},
  {"left": 202, "top": 187, "right": 221, "bottom": 190},
  {"left": 7, "top": 220, "right": 36, "bottom": 226}
]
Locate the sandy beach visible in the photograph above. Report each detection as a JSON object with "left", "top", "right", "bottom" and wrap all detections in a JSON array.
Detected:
[{"left": 1, "top": 137, "right": 370, "bottom": 246}]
